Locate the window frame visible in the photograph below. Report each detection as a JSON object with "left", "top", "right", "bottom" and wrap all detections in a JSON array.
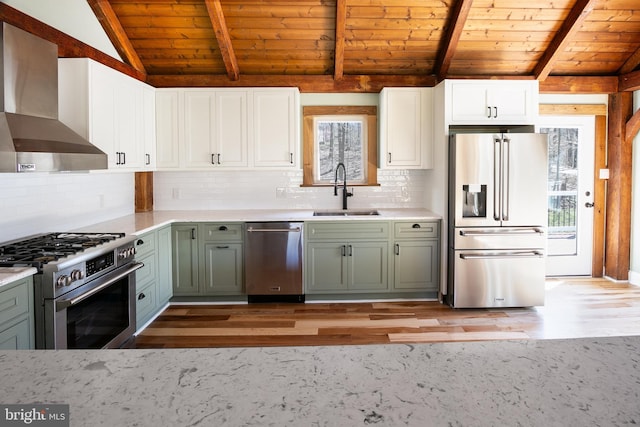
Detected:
[{"left": 302, "top": 106, "right": 378, "bottom": 187}]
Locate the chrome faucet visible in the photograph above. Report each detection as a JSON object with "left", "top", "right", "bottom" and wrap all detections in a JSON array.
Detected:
[{"left": 334, "top": 162, "right": 353, "bottom": 210}]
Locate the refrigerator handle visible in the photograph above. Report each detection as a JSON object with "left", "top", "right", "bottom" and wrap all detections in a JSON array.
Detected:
[
  {"left": 459, "top": 227, "right": 545, "bottom": 236},
  {"left": 459, "top": 250, "right": 545, "bottom": 260},
  {"left": 503, "top": 137, "right": 510, "bottom": 221},
  {"left": 493, "top": 138, "right": 501, "bottom": 221}
]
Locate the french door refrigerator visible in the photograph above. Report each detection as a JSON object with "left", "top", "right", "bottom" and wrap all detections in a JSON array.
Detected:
[{"left": 447, "top": 132, "right": 548, "bottom": 308}]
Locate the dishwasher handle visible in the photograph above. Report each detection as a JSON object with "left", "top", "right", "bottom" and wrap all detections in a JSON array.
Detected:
[{"left": 247, "top": 227, "right": 301, "bottom": 233}]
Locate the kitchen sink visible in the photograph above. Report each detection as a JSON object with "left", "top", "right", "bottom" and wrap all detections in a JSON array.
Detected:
[{"left": 313, "top": 210, "right": 380, "bottom": 216}]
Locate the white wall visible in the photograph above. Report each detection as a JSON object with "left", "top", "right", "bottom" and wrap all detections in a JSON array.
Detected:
[
  {"left": 0, "top": 172, "right": 134, "bottom": 243},
  {"left": 630, "top": 91, "right": 640, "bottom": 286},
  {"left": 0, "top": 0, "right": 121, "bottom": 61}
]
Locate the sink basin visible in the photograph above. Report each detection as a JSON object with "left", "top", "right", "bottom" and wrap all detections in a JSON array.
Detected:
[{"left": 313, "top": 210, "right": 380, "bottom": 217}]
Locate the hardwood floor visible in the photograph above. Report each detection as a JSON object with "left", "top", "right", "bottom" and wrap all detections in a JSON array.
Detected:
[{"left": 134, "top": 278, "right": 640, "bottom": 348}]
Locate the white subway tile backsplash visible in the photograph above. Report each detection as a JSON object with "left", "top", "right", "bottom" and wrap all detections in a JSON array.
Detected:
[
  {"left": 154, "top": 169, "right": 428, "bottom": 211},
  {"left": 0, "top": 172, "right": 134, "bottom": 243}
]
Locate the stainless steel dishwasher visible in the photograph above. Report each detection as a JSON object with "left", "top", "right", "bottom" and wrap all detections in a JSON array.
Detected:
[{"left": 244, "top": 222, "right": 304, "bottom": 303}]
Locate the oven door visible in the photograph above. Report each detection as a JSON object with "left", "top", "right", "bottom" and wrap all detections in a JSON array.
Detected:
[{"left": 47, "top": 262, "right": 143, "bottom": 349}]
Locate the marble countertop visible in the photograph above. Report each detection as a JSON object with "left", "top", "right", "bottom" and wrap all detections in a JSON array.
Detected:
[
  {"left": 2, "top": 335, "right": 639, "bottom": 426},
  {"left": 0, "top": 267, "right": 37, "bottom": 289},
  {"left": 73, "top": 208, "right": 442, "bottom": 236}
]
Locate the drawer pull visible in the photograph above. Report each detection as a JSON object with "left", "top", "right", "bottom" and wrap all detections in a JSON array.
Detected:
[
  {"left": 136, "top": 239, "right": 144, "bottom": 245},
  {"left": 412, "top": 224, "right": 421, "bottom": 229},
  {"left": 219, "top": 226, "right": 228, "bottom": 231},
  {"left": 138, "top": 292, "right": 146, "bottom": 301}
]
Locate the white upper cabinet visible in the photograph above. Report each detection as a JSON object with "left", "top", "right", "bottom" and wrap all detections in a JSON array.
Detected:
[
  {"left": 252, "top": 88, "right": 299, "bottom": 168},
  {"left": 58, "top": 58, "right": 154, "bottom": 171},
  {"left": 155, "top": 87, "right": 299, "bottom": 170},
  {"left": 446, "top": 80, "right": 538, "bottom": 125},
  {"left": 183, "top": 90, "right": 247, "bottom": 169},
  {"left": 379, "top": 87, "right": 433, "bottom": 169},
  {"left": 155, "top": 89, "right": 181, "bottom": 169}
]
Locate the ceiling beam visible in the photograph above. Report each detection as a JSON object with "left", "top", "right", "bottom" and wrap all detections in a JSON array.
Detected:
[
  {"left": 619, "top": 69, "right": 640, "bottom": 92},
  {"left": 434, "top": 0, "right": 473, "bottom": 82},
  {"left": 333, "top": 0, "right": 346, "bottom": 81},
  {"left": 534, "top": 0, "right": 596, "bottom": 81},
  {"left": 539, "top": 76, "right": 618, "bottom": 94},
  {"left": 86, "top": 0, "right": 146, "bottom": 76},
  {"left": 618, "top": 46, "right": 640, "bottom": 75},
  {"left": 0, "top": 2, "right": 144, "bottom": 81},
  {"left": 204, "top": 0, "right": 239, "bottom": 81},
  {"left": 146, "top": 74, "right": 437, "bottom": 93}
]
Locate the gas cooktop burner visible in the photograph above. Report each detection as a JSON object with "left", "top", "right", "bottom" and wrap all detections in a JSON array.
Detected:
[{"left": 0, "top": 232, "right": 127, "bottom": 270}]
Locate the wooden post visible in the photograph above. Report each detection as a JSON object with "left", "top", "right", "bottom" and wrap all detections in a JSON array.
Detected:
[
  {"left": 605, "top": 92, "right": 633, "bottom": 280},
  {"left": 135, "top": 171, "right": 153, "bottom": 213}
]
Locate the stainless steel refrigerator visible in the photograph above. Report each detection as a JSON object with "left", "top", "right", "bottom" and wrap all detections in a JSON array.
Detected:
[{"left": 447, "top": 132, "right": 548, "bottom": 308}]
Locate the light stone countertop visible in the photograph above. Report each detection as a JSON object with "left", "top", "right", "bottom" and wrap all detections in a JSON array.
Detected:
[
  {"left": 73, "top": 208, "right": 442, "bottom": 236},
  {"left": 0, "top": 267, "right": 37, "bottom": 289},
  {"left": 1, "top": 335, "right": 639, "bottom": 426}
]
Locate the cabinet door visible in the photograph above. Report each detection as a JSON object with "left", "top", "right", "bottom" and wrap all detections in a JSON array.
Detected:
[
  {"left": 202, "top": 243, "right": 243, "bottom": 294},
  {"left": 489, "top": 85, "right": 533, "bottom": 123},
  {"left": 450, "top": 82, "right": 490, "bottom": 123},
  {"left": 142, "top": 84, "right": 157, "bottom": 170},
  {"left": 115, "top": 76, "right": 145, "bottom": 169},
  {"left": 155, "top": 90, "right": 181, "bottom": 169},
  {"left": 380, "top": 88, "right": 432, "bottom": 168},
  {"left": 348, "top": 241, "right": 388, "bottom": 291},
  {"left": 252, "top": 89, "right": 298, "bottom": 167},
  {"left": 183, "top": 92, "right": 216, "bottom": 168},
  {"left": 89, "top": 62, "right": 118, "bottom": 167},
  {"left": 157, "top": 226, "right": 173, "bottom": 304},
  {"left": 136, "top": 281, "right": 157, "bottom": 328},
  {"left": 0, "top": 318, "right": 32, "bottom": 350},
  {"left": 393, "top": 240, "right": 438, "bottom": 291},
  {"left": 215, "top": 91, "right": 248, "bottom": 167},
  {"left": 172, "top": 225, "right": 199, "bottom": 295},
  {"left": 306, "top": 242, "right": 349, "bottom": 292}
]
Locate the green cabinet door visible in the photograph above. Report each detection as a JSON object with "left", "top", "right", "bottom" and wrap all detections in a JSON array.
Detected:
[
  {"left": 393, "top": 240, "right": 439, "bottom": 291},
  {"left": 172, "top": 224, "right": 199, "bottom": 295},
  {"left": 157, "top": 225, "right": 173, "bottom": 304},
  {"left": 306, "top": 242, "right": 349, "bottom": 292},
  {"left": 0, "top": 277, "right": 34, "bottom": 349},
  {"left": 202, "top": 243, "right": 243, "bottom": 294},
  {"left": 349, "top": 241, "right": 389, "bottom": 291}
]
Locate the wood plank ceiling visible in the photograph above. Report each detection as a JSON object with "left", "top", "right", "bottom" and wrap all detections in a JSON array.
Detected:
[{"left": 82, "top": 0, "right": 640, "bottom": 92}]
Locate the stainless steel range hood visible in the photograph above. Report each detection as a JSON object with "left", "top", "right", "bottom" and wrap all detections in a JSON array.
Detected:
[{"left": 0, "top": 23, "right": 107, "bottom": 172}]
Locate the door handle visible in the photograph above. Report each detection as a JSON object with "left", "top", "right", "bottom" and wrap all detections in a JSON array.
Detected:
[{"left": 585, "top": 202, "right": 594, "bottom": 208}]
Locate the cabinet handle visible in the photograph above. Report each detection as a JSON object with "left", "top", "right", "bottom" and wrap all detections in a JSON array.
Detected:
[
  {"left": 412, "top": 223, "right": 421, "bottom": 229},
  {"left": 136, "top": 239, "right": 144, "bottom": 245},
  {"left": 219, "top": 225, "right": 228, "bottom": 231},
  {"left": 122, "top": 152, "right": 126, "bottom": 165},
  {"left": 348, "top": 245, "right": 353, "bottom": 256},
  {"left": 216, "top": 245, "right": 229, "bottom": 249},
  {"left": 493, "top": 106, "right": 498, "bottom": 118},
  {"left": 395, "top": 243, "right": 400, "bottom": 256},
  {"left": 138, "top": 292, "right": 146, "bottom": 301},
  {"left": 211, "top": 154, "right": 216, "bottom": 165},
  {"left": 116, "top": 152, "right": 122, "bottom": 165},
  {"left": 388, "top": 152, "right": 392, "bottom": 164},
  {"left": 191, "top": 228, "right": 196, "bottom": 240},
  {"left": 217, "top": 153, "right": 221, "bottom": 164},
  {"left": 487, "top": 106, "right": 492, "bottom": 118},
  {"left": 145, "top": 153, "right": 151, "bottom": 165},
  {"left": 290, "top": 153, "right": 293, "bottom": 164},
  {"left": 341, "top": 245, "right": 346, "bottom": 257}
]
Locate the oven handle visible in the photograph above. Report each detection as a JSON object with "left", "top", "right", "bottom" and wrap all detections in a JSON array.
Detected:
[{"left": 56, "top": 262, "right": 144, "bottom": 310}]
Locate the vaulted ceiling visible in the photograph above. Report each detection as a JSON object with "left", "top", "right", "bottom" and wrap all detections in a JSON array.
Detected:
[{"left": 4, "top": 0, "right": 640, "bottom": 92}]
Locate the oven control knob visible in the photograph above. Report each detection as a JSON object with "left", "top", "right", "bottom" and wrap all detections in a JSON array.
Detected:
[
  {"left": 56, "top": 275, "right": 72, "bottom": 287},
  {"left": 71, "top": 270, "right": 84, "bottom": 281}
]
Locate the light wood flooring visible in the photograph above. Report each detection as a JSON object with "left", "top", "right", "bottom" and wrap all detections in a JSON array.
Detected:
[{"left": 133, "top": 278, "right": 640, "bottom": 348}]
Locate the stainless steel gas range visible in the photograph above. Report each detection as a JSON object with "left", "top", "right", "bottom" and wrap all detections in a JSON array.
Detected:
[{"left": 0, "top": 233, "right": 143, "bottom": 349}]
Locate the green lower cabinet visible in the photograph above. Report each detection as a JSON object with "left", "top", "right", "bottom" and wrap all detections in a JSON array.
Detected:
[
  {"left": 393, "top": 240, "right": 439, "bottom": 291},
  {"left": 0, "top": 276, "right": 35, "bottom": 349},
  {"left": 172, "top": 224, "right": 200, "bottom": 296},
  {"left": 135, "top": 225, "right": 173, "bottom": 330},
  {"left": 202, "top": 243, "right": 243, "bottom": 294},
  {"left": 306, "top": 241, "right": 388, "bottom": 293}
]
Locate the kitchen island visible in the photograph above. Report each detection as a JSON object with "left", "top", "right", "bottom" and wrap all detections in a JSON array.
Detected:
[{"left": 2, "top": 335, "right": 638, "bottom": 426}]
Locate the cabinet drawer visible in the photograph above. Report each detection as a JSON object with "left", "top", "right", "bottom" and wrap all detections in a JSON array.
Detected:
[
  {"left": 306, "top": 222, "right": 389, "bottom": 241},
  {"left": 135, "top": 232, "right": 157, "bottom": 257},
  {"left": 0, "top": 278, "right": 31, "bottom": 326},
  {"left": 393, "top": 221, "right": 439, "bottom": 239},
  {"left": 201, "top": 223, "right": 243, "bottom": 242},
  {"left": 135, "top": 252, "right": 157, "bottom": 289},
  {"left": 0, "top": 317, "right": 32, "bottom": 350},
  {"left": 136, "top": 281, "right": 157, "bottom": 325}
]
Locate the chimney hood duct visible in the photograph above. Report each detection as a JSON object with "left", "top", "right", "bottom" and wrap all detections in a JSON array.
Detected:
[{"left": 0, "top": 23, "right": 107, "bottom": 173}]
